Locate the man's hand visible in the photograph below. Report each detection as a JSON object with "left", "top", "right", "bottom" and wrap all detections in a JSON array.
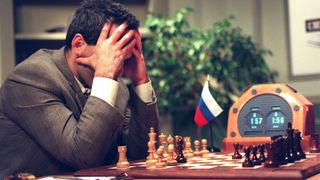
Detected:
[
  {"left": 124, "top": 30, "right": 149, "bottom": 86},
  {"left": 76, "top": 22, "right": 136, "bottom": 80}
]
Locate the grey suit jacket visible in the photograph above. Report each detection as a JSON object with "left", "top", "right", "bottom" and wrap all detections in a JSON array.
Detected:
[{"left": 0, "top": 48, "right": 159, "bottom": 178}]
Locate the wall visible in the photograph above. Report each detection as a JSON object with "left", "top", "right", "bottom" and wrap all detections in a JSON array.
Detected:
[
  {"left": 0, "top": 0, "right": 15, "bottom": 84},
  {"left": 165, "top": 0, "right": 320, "bottom": 104},
  {"left": 1, "top": 0, "right": 320, "bottom": 101}
]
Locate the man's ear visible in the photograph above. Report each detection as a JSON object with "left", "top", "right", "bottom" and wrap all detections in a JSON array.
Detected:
[{"left": 71, "top": 33, "right": 88, "bottom": 57}]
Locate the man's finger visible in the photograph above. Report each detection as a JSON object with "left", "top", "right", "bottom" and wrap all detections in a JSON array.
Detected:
[
  {"left": 76, "top": 57, "right": 94, "bottom": 68},
  {"left": 109, "top": 22, "right": 129, "bottom": 43},
  {"left": 135, "top": 31, "right": 142, "bottom": 52},
  {"left": 117, "top": 30, "right": 135, "bottom": 49},
  {"left": 122, "top": 39, "right": 137, "bottom": 59},
  {"left": 97, "top": 22, "right": 112, "bottom": 45}
]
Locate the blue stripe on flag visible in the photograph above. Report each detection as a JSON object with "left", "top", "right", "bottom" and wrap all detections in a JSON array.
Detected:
[{"left": 198, "top": 97, "right": 215, "bottom": 122}]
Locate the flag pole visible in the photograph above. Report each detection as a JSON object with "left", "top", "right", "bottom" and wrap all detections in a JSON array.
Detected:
[{"left": 206, "top": 75, "right": 221, "bottom": 152}]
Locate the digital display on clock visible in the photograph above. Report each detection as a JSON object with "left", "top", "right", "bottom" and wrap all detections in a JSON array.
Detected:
[
  {"left": 266, "top": 106, "right": 286, "bottom": 129},
  {"left": 237, "top": 94, "right": 293, "bottom": 137},
  {"left": 246, "top": 108, "right": 264, "bottom": 129}
]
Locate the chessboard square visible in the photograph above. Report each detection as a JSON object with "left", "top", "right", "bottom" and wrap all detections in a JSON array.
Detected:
[
  {"left": 178, "top": 163, "right": 203, "bottom": 167},
  {"left": 306, "top": 154, "right": 316, "bottom": 158},
  {"left": 208, "top": 161, "right": 232, "bottom": 165},
  {"left": 220, "top": 163, "right": 242, "bottom": 167},
  {"left": 211, "top": 154, "right": 229, "bottom": 158},
  {"left": 189, "top": 165, "right": 217, "bottom": 169},
  {"left": 197, "top": 159, "right": 217, "bottom": 163},
  {"left": 205, "top": 153, "right": 217, "bottom": 158}
]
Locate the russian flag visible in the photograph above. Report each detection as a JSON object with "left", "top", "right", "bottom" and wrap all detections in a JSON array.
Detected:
[{"left": 194, "top": 81, "right": 223, "bottom": 127}]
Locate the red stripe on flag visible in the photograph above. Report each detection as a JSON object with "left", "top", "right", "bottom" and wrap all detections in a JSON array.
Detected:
[{"left": 194, "top": 106, "right": 209, "bottom": 127}]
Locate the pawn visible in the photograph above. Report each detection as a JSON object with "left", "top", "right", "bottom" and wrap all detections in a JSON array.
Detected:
[
  {"left": 201, "top": 139, "right": 210, "bottom": 157},
  {"left": 146, "top": 141, "right": 157, "bottom": 168},
  {"left": 184, "top": 137, "right": 194, "bottom": 158},
  {"left": 258, "top": 144, "right": 266, "bottom": 163},
  {"left": 117, "top": 146, "right": 129, "bottom": 169},
  {"left": 242, "top": 146, "right": 254, "bottom": 167},
  {"left": 252, "top": 145, "right": 261, "bottom": 165},
  {"left": 167, "top": 143, "right": 178, "bottom": 166},
  {"left": 159, "top": 133, "right": 168, "bottom": 159},
  {"left": 155, "top": 148, "right": 166, "bottom": 168},
  {"left": 193, "top": 140, "right": 202, "bottom": 157},
  {"left": 167, "top": 135, "right": 176, "bottom": 158},
  {"left": 232, "top": 142, "right": 242, "bottom": 159}
]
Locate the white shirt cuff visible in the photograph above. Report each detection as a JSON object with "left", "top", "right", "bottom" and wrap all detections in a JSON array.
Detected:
[
  {"left": 90, "top": 77, "right": 119, "bottom": 106},
  {"left": 134, "top": 81, "right": 154, "bottom": 103}
]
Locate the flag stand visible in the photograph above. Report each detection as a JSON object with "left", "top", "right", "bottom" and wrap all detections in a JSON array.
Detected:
[{"left": 207, "top": 118, "right": 221, "bottom": 152}]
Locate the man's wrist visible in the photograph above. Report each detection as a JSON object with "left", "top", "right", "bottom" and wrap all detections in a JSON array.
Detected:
[{"left": 132, "top": 75, "right": 149, "bottom": 86}]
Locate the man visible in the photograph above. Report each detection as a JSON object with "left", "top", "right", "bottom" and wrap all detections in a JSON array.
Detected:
[{"left": 0, "top": 0, "right": 159, "bottom": 177}]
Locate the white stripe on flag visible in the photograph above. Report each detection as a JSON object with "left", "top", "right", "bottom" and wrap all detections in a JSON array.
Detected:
[{"left": 201, "top": 81, "right": 223, "bottom": 117}]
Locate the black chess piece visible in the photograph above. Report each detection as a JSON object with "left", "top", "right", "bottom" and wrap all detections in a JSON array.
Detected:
[
  {"left": 309, "top": 134, "right": 320, "bottom": 153},
  {"left": 277, "top": 136, "right": 288, "bottom": 165},
  {"left": 252, "top": 145, "right": 261, "bottom": 165},
  {"left": 175, "top": 136, "right": 187, "bottom": 163},
  {"left": 258, "top": 144, "right": 266, "bottom": 163},
  {"left": 232, "top": 142, "right": 242, "bottom": 159},
  {"left": 264, "top": 142, "right": 279, "bottom": 168},
  {"left": 294, "top": 130, "right": 306, "bottom": 159},
  {"left": 242, "top": 146, "right": 254, "bottom": 167},
  {"left": 285, "top": 123, "right": 295, "bottom": 163}
]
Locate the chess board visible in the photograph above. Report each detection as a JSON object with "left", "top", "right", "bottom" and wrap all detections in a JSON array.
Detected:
[{"left": 74, "top": 153, "right": 320, "bottom": 179}]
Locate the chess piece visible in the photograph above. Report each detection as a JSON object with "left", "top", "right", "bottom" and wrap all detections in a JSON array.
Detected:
[
  {"left": 264, "top": 142, "right": 279, "bottom": 168},
  {"left": 309, "top": 134, "right": 320, "bottom": 153},
  {"left": 201, "top": 139, "right": 210, "bottom": 157},
  {"left": 258, "top": 144, "right": 266, "bottom": 163},
  {"left": 183, "top": 137, "right": 195, "bottom": 162},
  {"left": 149, "top": 127, "right": 157, "bottom": 144},
  {"left": 175, "top": 136, "right": 187, "bottom": 163},
  {"left": 193, "top": 140, "right": 202, "bottom": 157},
  {"left": 159, "top": 133, "right": 168, "bottom": 158},
  {"left": 294, "top": 130, "right": 306, "bottom": 159},
  {"left": 117, "top": 146, "right": 129, "bottom": 169},
  {"left": 146, "top": 141, "right": 157, "bottom": 168},
  {"left": 251, "top": 145, "right": 261, "bottom": 165},
  {"left": 272, "top": 135, "right": 287, "bottom": 165},
  {"left": 167, "top": 142, "right": 178, "bottom": 166},
  {"left": 149, "top": 127, "right": 158, "bottom": 159},
  {"left": 155, "top": 148, "right": 166, "bottom": 168},
  {"left": 232, "top": 142, "right": 242, "bottom": 159},
  {"left": 242, "top": 146, "right": 254, "bottom": 167},
  {"left": 167, "top": 135, "right": 176, "bottom": 158},
  {"left": 285, "top": 123, "right": 295, "bottom": 163}
]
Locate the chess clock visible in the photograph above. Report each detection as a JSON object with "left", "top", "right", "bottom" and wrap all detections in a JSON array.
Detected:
[{"left": 223, "top": 84, "right": 315, "bottom": 153}]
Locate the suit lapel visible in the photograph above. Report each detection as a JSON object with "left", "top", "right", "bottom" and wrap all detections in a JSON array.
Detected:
[{"left": 51, "top": 47, "right": 88, "bottom": 111}]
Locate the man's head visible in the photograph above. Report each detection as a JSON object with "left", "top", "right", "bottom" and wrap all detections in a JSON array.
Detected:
[
  {"left": 65, "top": 0, "right": 139, "bottom": 88},
  {"left": 66, "top": 0, "right": 139, "bottom": 49}
]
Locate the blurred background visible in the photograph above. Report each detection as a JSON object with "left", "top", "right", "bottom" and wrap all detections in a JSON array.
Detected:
[{"left": 1, "top": 0, "right": 320, "bottom": 148}]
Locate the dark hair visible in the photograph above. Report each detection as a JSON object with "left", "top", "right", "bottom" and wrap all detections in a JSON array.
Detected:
[{"left": 65, "top": 0, "right": 139, "bottom": 49}]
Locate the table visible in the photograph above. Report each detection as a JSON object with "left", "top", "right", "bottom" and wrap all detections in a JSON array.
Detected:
[{"left": 73, "top": 153, "right": 320, "bottom": 180}]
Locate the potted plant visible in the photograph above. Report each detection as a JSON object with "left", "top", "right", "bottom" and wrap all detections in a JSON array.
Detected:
[{"left": 143, "top": 7, "right": 277, "bottom": 144}]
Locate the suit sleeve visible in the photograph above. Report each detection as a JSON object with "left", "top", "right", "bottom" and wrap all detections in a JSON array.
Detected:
[{"left": 2, "top": 64, "right": 126, "bottom": 169}]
